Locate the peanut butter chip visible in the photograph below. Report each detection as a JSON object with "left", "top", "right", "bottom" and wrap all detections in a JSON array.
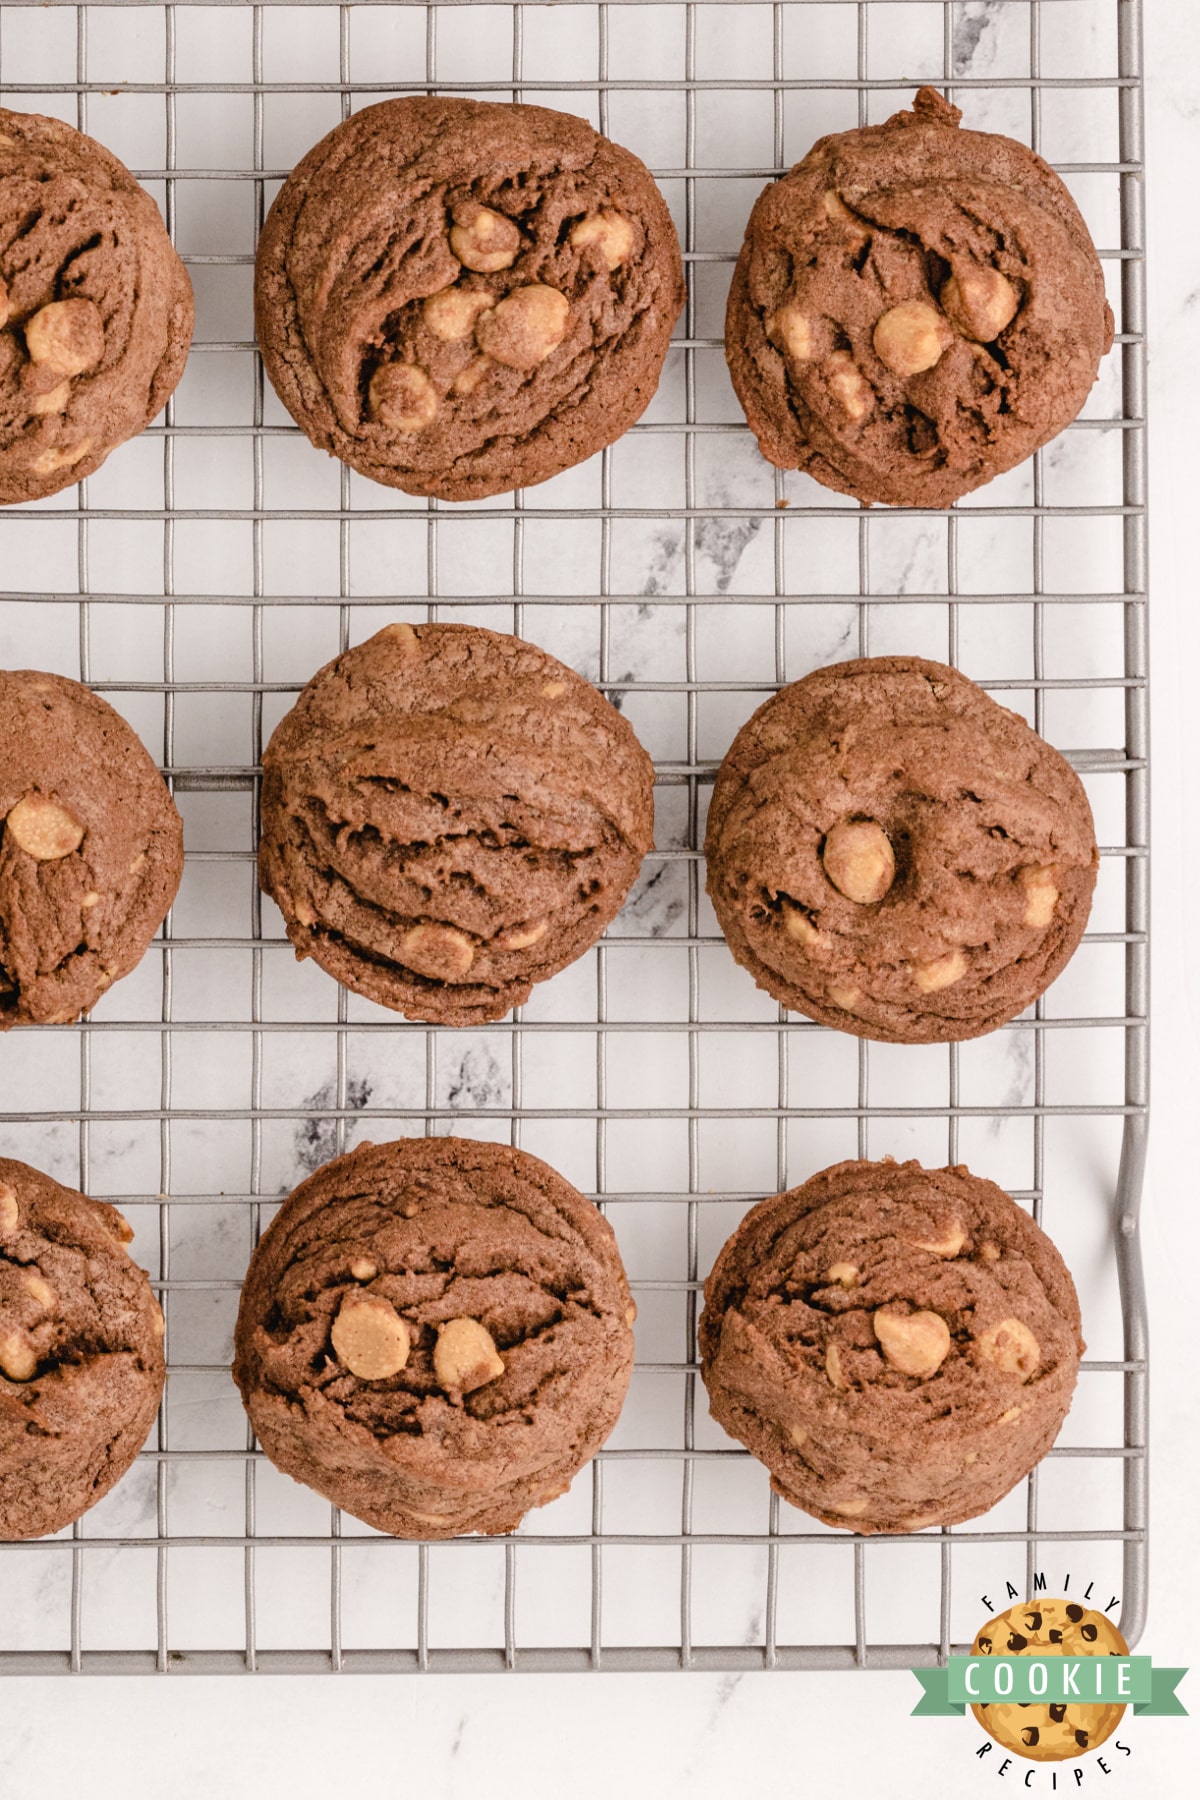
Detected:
[
  {"left": 769, "top": 305, "right": 814, "bottom": 363},
  {"left": 873, "top": 300, "right": 954, "bottom": 377},
  {"left": 381, "top": 621, "right": 421, "bottom": 657},
  {"left": 397, "top": 923, "right": 476, "bottom": 981},
  {"left": 873, "top": 1307, "right": 951, "bottom": 1379},
  {"left": 449, "top": 203, "right": 521, "bottom": 274},
  {"left": 940, "top": 267, "right": 1020, "bottom": 342},
  {"left": 348, "top": 1258, "right": 378, "bottom": 1282},
  {"left": 5, "top": 793, "right": 86, "bottom": 860},
  {"left": 821, "top": 818, "right": 895, "bottom": 904},
  {"left": 494, "top": 918, "right": 548, "bottom": 951},
  {"left": 30, "top": 379, "right": 72, "bottom": 417},
  {"left": 0, "top": 1183, "right": 19, "bottom": 1237},
  {"left": 830, "top": 1497, "right": 868, "bottom": 1518},
  {"left": 25, "top": 297, "right": 104, "bottom": 377},
  {"left": 0, "top": 274, "right": 9, "bottom": 330},
  {"left": 784, "top": 907, "right": 827, "bottom": 950},
  {"left": 570, "top": 211, "right": 636, "bottom": 271},
  {"left": 452, "top": 356, "right": 493, "bottom": 396},
  {"left": 369, "top": 363, "right": 438, "bottom": 433},
  {"left": 423, "top": 286, "right": 495, "bottom": 342},
  {"left": 331, "top": 1291, "right": 410, "bottom": 1380},
  {"left": 909, "top": 1220, "right": 966, "bottom": 1259},
  {"left": 914, "top": 948, "right": 968, "bottom": 993},
  {"left": 0, "top": 1330, "right": 37, "bottom": 1383},
  {"left": 824, "top": 351, "right": 873, "bottom": 422},
  {"left": 976, "top": 1317, "right": 1040, "bottom": 1381},
  {"left": 789, "top": 1424, "right": 809, "bottom": 1448},
  {"left": 402, "top": 1504, "right": 458, "bottom": 1526},
  {"left": 1020, "top": 864, "right": 1059, "bottom": 928},
  {"left": 99, "top": 1205, "right": 134, "bottom": 1244},
  {"left": 32, "top": 440, "right": 92, "bottom": 476},
  {"left": 827, "top": 1261, "right": 859, "bottom": 1288},
  {"left": 433, "top": 1317, "right": 505, "bottom": 1394},
  {"left": 476, "top": 285, "right": 570, "bottom": 370},
  {"left": 22, "top": 1272, "right": 55, "bottom": 1309},
  {"left": 824, "top": 1343, "right": 848, "bottom": 1390},
  {"left": 822, "top": 190, "right": 870, "bottom": 241}
]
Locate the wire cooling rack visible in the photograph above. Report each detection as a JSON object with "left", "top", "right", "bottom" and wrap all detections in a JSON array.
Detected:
[{"left": 0, "top": 0, "right": 1147, "bottom": 1674}]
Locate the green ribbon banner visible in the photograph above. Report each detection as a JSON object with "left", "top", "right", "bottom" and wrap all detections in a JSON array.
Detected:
[{"left": 911, "top": 1658, "right": 1188, "bottom": 1717}]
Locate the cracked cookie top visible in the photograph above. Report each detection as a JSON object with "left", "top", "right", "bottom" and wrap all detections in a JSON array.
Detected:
[
  {"left": 259, "top": 621, "right": 656, "bottom": 1026},
  {"left": 699, "top": 1157, "right": 1083, "bottom": 1534},
  {"left": 725, "top": 87, "right": 1113, "bottom": 506},
  {"left": 0, "top": 107, "right": 193, "bottom": 505},
  {"left": 0, "top": 1156, "right": 165, "bottom": 1539},
  {"left": 0, "top": 671, "right": 184, "bottom": 1028},
  {"left": 704, "top": 655, "right": 1097, "bottom": 1043},
  {"left": 233, "top": 1136, "right": 636, "bottom": 1537},
  {"left": 254, "top": 96, "right": 685, "bottom": 500}
]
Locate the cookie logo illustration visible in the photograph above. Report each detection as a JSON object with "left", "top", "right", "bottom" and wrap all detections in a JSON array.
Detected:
[
  {"left": 909, "top": 1579, "right": 1188, "bottom": 1775},
  {"left": 971, "top": 1599, "right": 1127, "bottom": 1762}
]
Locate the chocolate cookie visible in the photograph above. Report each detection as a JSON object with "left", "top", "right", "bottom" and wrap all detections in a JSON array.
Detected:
[
  {"left": 0, "top": 1157, "right": 165, "bottom": 1539},
  {"left": 699, "top": 1158, "right": 1083, "bottom": 1534},
  {"left": 234, "top": 1137, "right": 635, "bottom": 1537},
  {"left": 0, "top": 107, "right": 193, "bottom": 505},
  {"left": 971, "top": 1599, "right": 1127, "bottom": 1761},
  {"left": 1, "top": 671, "right": 183, "bottom": 1027},
  {"left": 259, "top": 622, "right": 655, "bottom": 1026},
  {"left": 726, "top": 87, "right": 1113, "bottom": 507},
  {"left": 254, "top": 96, "right": 684, "bottom": 500},
  {"left": 704, "top": 656, "right": 1097, "bottom": 1043}
]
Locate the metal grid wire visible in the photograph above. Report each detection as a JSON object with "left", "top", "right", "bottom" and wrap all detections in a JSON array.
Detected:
[{"left": 0, "top": 0, "right": 1146, "bottom": 1673}]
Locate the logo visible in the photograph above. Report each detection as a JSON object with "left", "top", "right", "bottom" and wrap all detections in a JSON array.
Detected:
[{"left": 909, "top": 1580, "right": 1186, "bottom": 1780}]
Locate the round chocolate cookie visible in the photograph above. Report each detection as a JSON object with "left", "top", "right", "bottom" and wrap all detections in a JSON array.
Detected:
[
  {"left": 699, "top": 1158, "right": 1083, "bottom": 1534},
  {"left": 259, "top": 622, "right": 655, "bottom": 1026},
  {"left": 971, "top": 1599, "right": 1128, "bottom": 1761},
  {"left": 704, "top": 656, "right": 1097, "bottom": 1043},
  {"left": 0, "top": 1157, "right": 165, "bottom": 1539},
  {"left": 726, "top": 87, "right": 1113, "bottom": 507},
  {"left": 254, "top": 96, "right": 684, "bottom": 500},
  {"left": 0, "top": 107, "right": 193, "bottom": 505},
  {"left": 0, "top": 671, "right": 183, "bottom": 1027},
  {"left": 234, "top": 1136, "right": 636, "bottom": 1537}
]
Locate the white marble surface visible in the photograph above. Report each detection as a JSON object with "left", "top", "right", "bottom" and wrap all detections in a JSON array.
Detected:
[{"left": 0, "top": 0, "right": 1196, "bottom": 1792}]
